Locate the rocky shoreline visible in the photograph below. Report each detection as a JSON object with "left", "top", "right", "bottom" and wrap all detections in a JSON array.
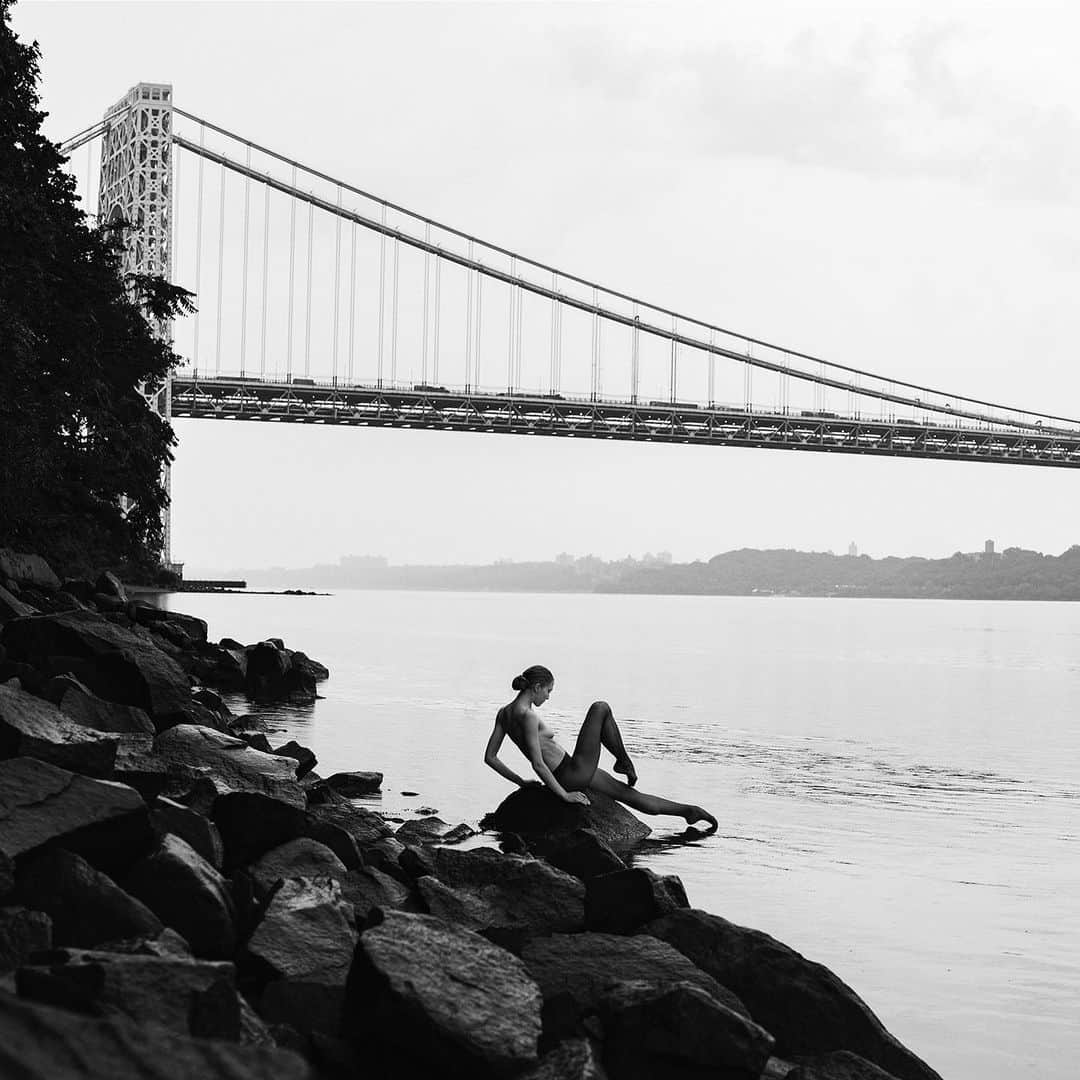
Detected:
[{"left": 0, "top": 547, "right": 943, "bottom": 1080}]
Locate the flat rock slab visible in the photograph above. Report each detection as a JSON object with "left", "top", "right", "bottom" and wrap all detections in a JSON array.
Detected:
[
  {"left": 521, "top": 932, "right": 749, "bottom": 1038},
  {"left": 340, "top": 866, "right": 413, "bottom": 921},
  {"left": 249, "top": 838, "right": 348, "bottom": 896},
  {"left": 153, "top": 725, "right": 305, "bottom": 808},
  {"left": 0, "top": 550, "right": 61, "bottom": 590},
  {"left": 0, "top": 681, "right": 118, "bottom": 777},
  {"left": 0, "top": 757, "right": 151, "bottom": 874},
  {"left": 482, "top": 786, "right": 651, "bottom": 847},
  {"left": 346, "top": 910, "right": 543, "bottom": 1078},
  {"left": 307, "top": 799, "right": 393, "bottom": 851},
  {"left": 323, "top": 770, "right": 383, "bottom": 797},
  {"left": 645, "top": 910, "right": 942, "bottom": 1080},
  {"left": 59, "top": 684, "right": 155, "bottom": 736},
  {"left": 0, "top": 990, "right": 311, "bottom": 1078}
]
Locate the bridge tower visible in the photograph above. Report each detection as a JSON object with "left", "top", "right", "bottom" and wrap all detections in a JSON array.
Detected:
[{"left": 97, "top": 83, "right": 178, "bottom": 569}]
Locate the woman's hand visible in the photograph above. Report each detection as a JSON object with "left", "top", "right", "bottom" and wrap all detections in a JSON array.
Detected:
[{"left": 563, "top": 791, "right": 591, "bottom": 806}]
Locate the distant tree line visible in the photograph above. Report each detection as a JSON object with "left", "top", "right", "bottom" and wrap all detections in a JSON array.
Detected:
[{"left": 0, "top": 3, "right": 193, "bottom": 578}]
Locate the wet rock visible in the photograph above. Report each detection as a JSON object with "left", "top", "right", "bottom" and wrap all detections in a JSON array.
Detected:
[
  {"left": 15, "top": 849, "right": 163, "bottom": 948},
  {"left": 341, "top": 866, "right": 414, "bottom": 920},
  {"left": 244, "top": 641, "right": 316, "bottom": 704},
  {"left": 520, "top": 1038, "right": 609, "bottom": 1080},
  {"left": 585, "top": 868, "right": 689, "bottom": 934},
  {"left": 344, "top": 910, "right": 542, "bottom": 1078},
  {"left": 0, "top": 585, "right": 36, "bottom": 623},
  {"left": 153, "top": 725, "right": 306, "bottom": 808},
  {"left": 0, "top": 992, "right": 311, "bottom": 1078},
  {"left": 150, "top": 795, "right": 225, "bottom": 869},
  {"left": 323, "top": 770, "right": 383, "bottom": 797},
  {"left": 240, "top": 732, "right": 274, "bottom": 753},
  {"left": 274, "top": 739, "right": 317, "bottom": 778},
  {"left": 0, "top": 549, "right": 61, "bottom": 590},
  {"left": 0, "top": 906, "right": 52, "bottom": 974},
  {"left": 190, "top": 641, "right": 248, "bottom": 691},
  {"left": 529, "top": 828, "right": 627, "bottom": 881},
  {"left": 124, "top": 834, "right": 236, "bottom": 960},
  {"left": 645, "top": 910, "right": 942, "bottom": 1080},
  {"left": 397, "top": 842, "right": 436, "bottom": 882},
  {"left": 16, "top": 948, "right": 240, "bottom": 1039},
  {"left": 0, "top": 681, "right": 118, "bottom": 777},
  {"left": 395, "top": 815, "right": 451, "bottom": 845},
  {"left": 291, "top": 651, "right": 329, "bottom": 681},
  {"left": 442, "top": 822, "right": 477, "bottom": 844},
  {"left": 58, "top": 683, "right": 155, "bottom": 735},
  {"left": 39, "top": 672, "right": 93, "bottom": 706},
  {"left": 595, "top": 980, "right": 774, "bottom": 1080},
  {"left": 96, "top": 571, "right": 127, "bottom": 602},
  {"left": 307, "top": 798, "right": 393, "bottom": 853},
  {"left": 0, "top": 850, "right": 13, "bottom": 899},
  {"left": 521, "top": 932, "right": 749, "bottom": 1040},
  {"left": 0, "top": 757, "right": 152, "bottom": 875},
  {"left": 249, "top": 838, "right": 347, "bottom": 897},
  {"left": 482, "top": 785, "right": 651, "bottom": 848},
  {"left": 192, "top": 686, "right": 235, "bottom": 724},
  {"left": 112, "top": 734, "right": 202, "bottom": 802},
  {"left": 160, "top": 611, "right": 208, "bottom": 644},
  {"left": 788, "top": 1051, "right": 904, "bottom": 1080}
]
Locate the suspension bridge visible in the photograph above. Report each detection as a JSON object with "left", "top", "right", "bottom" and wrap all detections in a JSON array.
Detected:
[{"left": 61, "top": 83, "right": 1080, "bottom": 563}]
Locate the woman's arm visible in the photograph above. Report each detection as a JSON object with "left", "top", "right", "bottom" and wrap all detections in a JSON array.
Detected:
[
  {"left": 483, "top": 719, "right": 529, "bottom": 787},
  {"left": 522, "top": 716, "right": 586, "bottom": 804}
]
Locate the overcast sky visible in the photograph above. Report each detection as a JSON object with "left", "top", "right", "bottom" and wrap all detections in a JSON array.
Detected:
[{"left": 15, "top": 0, "right": 1080, "bottom": 571}]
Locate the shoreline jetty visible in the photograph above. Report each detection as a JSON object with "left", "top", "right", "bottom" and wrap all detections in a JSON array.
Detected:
[{"left": 0, "top": 548, "right": 942, "bottom": 1080}]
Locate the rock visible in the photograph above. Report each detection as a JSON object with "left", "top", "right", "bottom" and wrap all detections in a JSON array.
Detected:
[
  {"left": 0, "top": 681, "right": 118, "bottom": 777},
  {"left": 96, "top": 571, "right": 127, "bottom": 602},
  {"left": 395, "top": 815, "right": 451, "bottom": 845},
  {"left": 482, "top": 785, "right": 651, "bottom": 848},
  {"left": 61, "top": 579, "right": 97, "bottom": 604},
  {"left": 112, "top": 734, "right": 202, "bottom": 802},
  {"left": 0, "top": 585, "right": 36, "bottom": 623},
  {"left": 39, "top": 672, "right": 93, "bottom": 706},
  {"left": 190, "top": 641, "right": 248, "bottom": 691},
  {"left": 250, "top": 878, "right": 356, "bottom": 1035},
  {"left": 0, "top": 906, "right": 52, "bottom": 974},
  {"left": 123, "top": 835, "right": 236, "bottom": 960},
  {"left": 585, "top": 868, "right": 689, "bottom": 934},
  {"left": 1, "top": 611, "right": 193, "bottom": 725},
  {"left": 529, "top": 828, "right": 627, "bottom": 881},
  {"left": 291, "top": 651, "right": 329, "bottom": 681},
  {"left": 160, "top": 610, "right": 208, "bottom": 644},
  {"left": 15, "top": 848, "right": 163, "bottom": 948},
  {"left": 0, "top": 757, "right": 152, "bottom": 875},
  {"left": 101, "top": 928, "right": 193, "bottom": 959},
  {"left": 192, "top": 686, "right": 235, "bottom": 724},
  {"left": 344, "top": 910, "right": 542, "bottom": 1078},
  {"left": 245, "top": 641, "right": 316, "bottom": 703},
  {"left": 788, "top": 1051, "right": 904, "bottom": 1080},
  {"left": 212, "top": 791, "right": 362, "bottom": 871},
  {"left": 595, "top": 980, "right": 775, "bottom": 1080},
  {"left": 645, "top": 910, "right": 942, "bottom": 1080},
  {"left": 274, "top": 739, "right": 317, "bottom": 778},
  {"left": 521, "top": 932, "right": 749, "bottom": 1039},
  {"left": 58, "top": 683, "right": 155, "bottom": 735},
  {"left": 307, "top": 798, "right": 393, "bottom": 853},
  {"left": 397, "top": 842, "right": 436, "bottom": 882},
  {"left": 0, "top": 850, "right": 13, "bottom": 899},
  {"left": 150, "top": 795, "right": 225, "bottom": 869},
  {"left": 323, "top": 770, "right": 383, "bottom": 797},
  {"left": 0, "top": 549, "right": 61, "bottom": 590},
  {"left": 520, "top": 1038, "right": 609, "bottom": 1080},
  {"left": 341, "top": 866, "right": 414, "bottom": 920},
  {"left": 0, "top": 991, "right": 312, "bottom": 1078},
  {"left": 16, "top": 947, "right": 240, "bottom": 1038},
  {"left": 153, "top": 725, "right": 306, "bottom": 808},
  {"left": 442, "top": 823, "right": 477, "bottom": 844},
  {"left": 240, "top": 732, "right": 273, "bottom": 753},
  {"left": 0, "top": 661, "right": 42, "bottom": 691},
  {"left": 249, "top": 838, "right": 347, "bottom": 897}
]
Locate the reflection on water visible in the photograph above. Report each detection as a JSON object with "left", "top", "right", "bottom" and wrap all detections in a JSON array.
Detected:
[{"left": 164, "top": 591, "right": 1080, "bottom": 1080}]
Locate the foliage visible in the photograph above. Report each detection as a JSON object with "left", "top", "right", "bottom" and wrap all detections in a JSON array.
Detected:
[{"left": 0, "top": 2, "right": 194, "bottom": 577}]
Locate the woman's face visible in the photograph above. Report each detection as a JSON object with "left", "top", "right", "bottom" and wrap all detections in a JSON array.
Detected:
[{"left": 533, "top": 681, "right": 554, "bottom": 707}]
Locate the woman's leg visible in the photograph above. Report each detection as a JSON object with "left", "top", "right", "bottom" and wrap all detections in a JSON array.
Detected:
[
  {"left": 589, "top": 768, "right": 718, "bottom": 830},
  {"left": 564, "top": 701, "right": 637, "bottom": 789}
]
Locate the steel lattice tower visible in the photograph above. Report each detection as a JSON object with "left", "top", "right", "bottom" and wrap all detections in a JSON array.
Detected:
[{"left": 97, "top": 83, "right": 177, "bottom": 568}]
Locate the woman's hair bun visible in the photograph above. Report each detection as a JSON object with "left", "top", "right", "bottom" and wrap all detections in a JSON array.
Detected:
[
  {"left": 511, "top": 675, "right": 528, "bottom": 691},
  {"left": 512, "top": 665, "right": 554, "bottom": 693}
]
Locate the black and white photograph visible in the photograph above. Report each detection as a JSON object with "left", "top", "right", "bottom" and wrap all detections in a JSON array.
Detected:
[{"left": 1, "top": 1, "right": 1077, "bottom": 1077}]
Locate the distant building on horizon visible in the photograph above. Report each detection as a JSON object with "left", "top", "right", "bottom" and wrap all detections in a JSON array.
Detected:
[
  {"left": 985, "top": 539, "right": 995, "bottom": 557},
  {"left": 847, "top": 541, "right": 858, "bottom": 557}
]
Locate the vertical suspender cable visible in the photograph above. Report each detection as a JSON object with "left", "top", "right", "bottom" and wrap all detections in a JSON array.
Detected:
[
  {"left": 507, "top": 258, "right": 516, "bottom": 391},
  {"left": 214, "top": 162, "right": 226, "bottom": 375},
  {"left": 549, "top": 276, "right": 557, "bottom": 394},
  {"left": 304, "top": 200, "right": 314, "bottom": 377},
  {"left": 239, "top": 145, "right": 251, "bottom": 375},
  {"left": 259, "top": 181, "right": 270, "bottom": 377},
  {"left": 421, "top": 225, "right": 431, "bottom": 385},
  {"left": 347, "top": 222, "right": 357, "bottom": 384},
  {"left": 515, "top": 274, "right": 524, "bottom": 392},
  {"left": 464, "top": 242, "right": 474, "bottom": 391},
  {"left": 631, "top": 306, "right": 640, "bottom": 403},
  {"left": 669, "top": 317, "right": 677, "bottom": 403},
  {"left": 170, "top": 140, "right": 179, "bottom": 291},
  {"left": 332, "top": 185, "right": 342, "bottom": 382},
  {"left": 286, "top": 165, "right": 297, "bottom": 377},
  {"left": 433, "top": 255, "right": 442, "bottom": 384},
  {"left": 390, "top": 237, "right": 400, "bottom": 385},
  {"left": 192, "top": 125, "right": 206, "bottom": 371},
  {"left": 474, "top": 270, "right": 483, "bottom": 390},
  {"left": 593, "top": 297, "right": 600, "bottom": 399},
  {"left": 591, "top": 289, "right": 599, "bottom": 400},
  {"left": 708, "top": 329, "right": 716, "bottom": 407},
  {"left": 378, "top": 205, "right": 387, "bottom": 387}
]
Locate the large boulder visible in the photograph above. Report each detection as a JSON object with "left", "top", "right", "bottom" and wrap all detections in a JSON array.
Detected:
[
  {"left": 529, "top": 827, "right": 626, "bottom": 881},
  {"left": 306, "top": 798, "right": 393, "bottom": 853},
  {"left": 0, "top": 757, "right": 152, "bottom": 875},
  {"left": 0, "top": 550, "right": 60, "bottom": 590},
  {"left": 16, "top": 947, "right": 240, "bottom": 1039},
  {"left": 344, "top": 910, "right": 543, "bottom": 1078},
  {"left": 15, "top": 848, "right": 163, "bottom": 948},
  {"left": 249, "top": 838, "right": 348, "bottom": 897},
  {"left": 0, "top": 681, "right": 118, "bottom": 777},
  {"left": 0, "top": 585, "right": 36, "bottom": 624},
  {"left": 585, "top": 868, "right": 689, "bottom": 934},
  {"left": 520, "top": 932, "right": 749, "bottom": 1039},
  {"left": 594, "top": 980, "right": 774, "bottom": 1080},
  {"left": 482, "top": 785, "right": 651, "bottom": 847},
  {"left": 189, "top": 641, "right": 248, "bottom": 691},
  {"left": 153, "top": 725, "right": 306, "bottom": 808},
  {"left": 150, "top": 795, "right": 225, "bottom": 869},
  {"left": 645, "top": 910, "right": 942, "bottom": 1080},
  {"left": 58, "top": 683, "right": 155, "bottom": 735},
  {"left": 787, "top": 1051, "right": 904, "bottom": 1080},
  {"left": 273, "top": 739, "right": 317, "bottom": 778},
  {"left": 519, "top": 1038, "right": 608, "bottom": 1080},
  {"left": 340, "top": 866, "right": 414, "bottom": 921},
  {"left": 0, "top": 906, "right": 52, "bottom": 974},
  {"left": 322, "top": 770, "right": 383, "bottom": 797},
  {"left": 244, "top": 641, "right": 317, "bottom": 703},
  {"left": 123, "top": 834, "right": 236, "bottom": 960}
]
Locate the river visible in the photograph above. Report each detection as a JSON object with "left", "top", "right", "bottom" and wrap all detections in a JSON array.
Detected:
[{"left": 162, "top": 590, "right": 1080, "bottom": 1080}]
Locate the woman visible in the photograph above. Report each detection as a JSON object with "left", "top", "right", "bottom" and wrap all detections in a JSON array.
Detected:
[{"left": 484, "top": 664, "right": 718, "bottom": 831}]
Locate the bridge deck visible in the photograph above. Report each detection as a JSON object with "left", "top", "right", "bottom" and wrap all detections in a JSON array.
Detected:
[{"left": 170, "top": 376, "right": 1080, "bottom": 468}]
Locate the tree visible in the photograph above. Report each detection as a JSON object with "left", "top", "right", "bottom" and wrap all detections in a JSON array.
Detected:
[{"left": 0, "top": 1, "right": 194, "bottom": 576}]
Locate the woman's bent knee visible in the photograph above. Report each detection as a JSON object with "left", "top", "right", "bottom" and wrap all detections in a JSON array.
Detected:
[{"left": 587, "top": 700, "right": 611, "bottom": 717}]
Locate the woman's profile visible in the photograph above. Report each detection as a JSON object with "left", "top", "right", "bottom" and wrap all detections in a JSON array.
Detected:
[{"left": 484, "top": 664, "right": 718, "bottom": 831}]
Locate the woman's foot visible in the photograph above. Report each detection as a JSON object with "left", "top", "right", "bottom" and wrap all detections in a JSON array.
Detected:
[
  {"left": 683, "top": 806, "right": 718, "bottom": 832},
  {"left": 613, "top": 757, "right": 638, "bottom": 787}
]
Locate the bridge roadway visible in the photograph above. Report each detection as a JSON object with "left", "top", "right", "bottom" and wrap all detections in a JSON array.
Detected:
[{"left": 170, "top": 375, "right": 1080, "bottom": 468}]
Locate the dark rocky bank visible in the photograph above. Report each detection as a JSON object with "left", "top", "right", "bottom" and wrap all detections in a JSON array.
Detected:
[{"left": 0, "top": 547, "right": 943, "bottom": 1080}]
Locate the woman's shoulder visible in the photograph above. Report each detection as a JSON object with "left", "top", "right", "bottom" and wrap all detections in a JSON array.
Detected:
[{"left": 498, "top": 699, "right": 531, "bottom": 728}]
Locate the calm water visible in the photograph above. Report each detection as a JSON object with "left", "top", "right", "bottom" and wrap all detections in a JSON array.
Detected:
[{"left": 163, "top": 590, "right": 1080, "bottom": 1080}]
